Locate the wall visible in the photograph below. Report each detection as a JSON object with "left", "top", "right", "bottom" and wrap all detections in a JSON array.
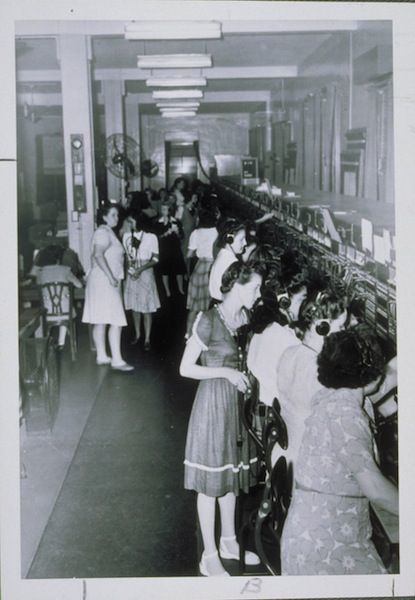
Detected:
[
  {"left": 17, "top": 113, "right": 63, "bottom": 213},
  {"left": 265, "top": 26, "right": 393, "bottom": 201},
  {"left": 140, "top": 113, "right": 250, "bottom": 190}
]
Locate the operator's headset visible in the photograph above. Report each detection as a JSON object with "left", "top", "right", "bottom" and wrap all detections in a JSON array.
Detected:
[{"left": 305, "top": 290, "right": 332, "bottom": 336}]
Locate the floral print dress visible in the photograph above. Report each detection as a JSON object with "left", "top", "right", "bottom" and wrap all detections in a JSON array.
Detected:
[{"left": 281, "top": 387, "right": 388, "bottom": 575}]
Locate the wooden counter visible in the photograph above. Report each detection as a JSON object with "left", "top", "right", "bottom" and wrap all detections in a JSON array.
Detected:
[{"left": 19, "top": 307, "right": 46, "bottom": 339}]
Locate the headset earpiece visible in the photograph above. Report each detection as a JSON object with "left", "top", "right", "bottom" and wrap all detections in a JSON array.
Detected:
[
  {"left": 225, "top": 232, "right": 235, "bottom": 245},
  {"left": 315, "top": 321, "right": 331, "bottom": 336},
  {"left": 277, "top": 292, "right": 291, "bottom": 310}
]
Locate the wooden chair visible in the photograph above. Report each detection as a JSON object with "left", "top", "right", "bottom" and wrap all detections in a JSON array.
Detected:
[{"left": 39, "top": 282, "right": 77, "bottom": 361}]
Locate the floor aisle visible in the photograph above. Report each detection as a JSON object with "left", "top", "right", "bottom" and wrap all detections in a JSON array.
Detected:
[{"left": 23, "top": 294, "right": 200, "bottom": 578}]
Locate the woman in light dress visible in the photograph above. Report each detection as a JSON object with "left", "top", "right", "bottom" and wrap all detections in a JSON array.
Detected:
[
  {"left": 82, "top": 202, "right": 133, "bottom": 372},
  {"left": 122, "top": 210, "right": 160, "bottom": 351}
]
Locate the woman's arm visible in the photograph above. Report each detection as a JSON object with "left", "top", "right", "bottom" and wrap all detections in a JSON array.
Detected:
[
  {"left": 179, "top": 336, "right": 250, "bottom": 392},
  {"left": 367, "top": 356, "right": 397, "bottom": 418},
  {"left": 355, "top": 468, "right": 399, "bottom": 515},
  {"left": 254, "top": 212, "right": 275, "bottom": 225},
  {"left": 132, "top": 254, "right": 159, "bottom": 279},
  {"left": 93, "top": 244, "right": 118, "bottom": 287},
  {"left": 67, "top": 270, "right": 84, "bottom": 289}
]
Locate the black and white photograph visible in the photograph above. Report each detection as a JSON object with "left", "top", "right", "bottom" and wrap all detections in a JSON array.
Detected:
[{"left": 1, "top": 1, "right": 415, "bottom": 599}]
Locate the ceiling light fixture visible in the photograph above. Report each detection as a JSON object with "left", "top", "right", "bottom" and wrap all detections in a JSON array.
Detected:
[
  {"left": 125, "top": 21, "right": 221, "bottom": 40},
  {"left": 159, "top": 106, "right": 199, "bottom": 113},
  {"left": 161, "top": 111, "right": 197, "bottom": 118},
  {"left": 156, "top": 102, "right": 200, "bottom": 109},
  {"left": 146, "top": 77, "right": 207, "bottom": 88},
  {"left": 153, "top": 89, "right": 203, "bottom": 100},
  {"left": 137, "top": 54, "right": 212, "bottom": 69}
]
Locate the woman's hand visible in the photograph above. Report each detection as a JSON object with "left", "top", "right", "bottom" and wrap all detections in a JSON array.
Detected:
[
  {"left": 224, "top": 368, "right": 250, "bottom": 393},
  {"left": 108, "top": 275, "right": 118, "bottom": 287},
  {"left": 131, "top": 266, "right": 143, "bottom": 280}
]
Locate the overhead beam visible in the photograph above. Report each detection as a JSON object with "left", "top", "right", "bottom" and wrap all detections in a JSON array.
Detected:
[
  {"left": 94, "top": 66, "right": 297, "bottom": 81},
  {"left": 15, "top": 20, "right": 360, "bottom": 37}
]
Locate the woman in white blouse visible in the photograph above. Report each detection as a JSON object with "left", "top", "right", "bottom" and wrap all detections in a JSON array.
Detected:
[
  {"left": 123, "top": 210, "right": 160, "bottom": 351},
  {"left": 185, "top": 206, "right": 218, "bottom": 338}
]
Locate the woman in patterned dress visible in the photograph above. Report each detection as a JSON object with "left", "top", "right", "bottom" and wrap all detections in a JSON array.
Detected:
[
  {"left": 122, "top": 210, "right": 160, "bottom": 351},
  {"left": 179, "top": 262, "right": 265, "bottom": 577},
  {"left": 281, "top": 324, "right": 399, "bottom": 575}
]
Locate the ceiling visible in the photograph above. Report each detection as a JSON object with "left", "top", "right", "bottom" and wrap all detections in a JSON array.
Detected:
[{"left": 15, "top": 19, "right": 387, "bottom": 117}]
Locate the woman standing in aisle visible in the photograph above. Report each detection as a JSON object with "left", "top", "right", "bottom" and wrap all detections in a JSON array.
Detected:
[
  {"left": 185, "top": 205, "right": 218, "bottom": 338},
  {"left": 82, "top": 202, "right": 134, "bottom": 372},
  {"left": 122, "top": 210, "right": 160, "bottom": 351},
  {"left": 281, "top": 325, "right": 399, "bottom": 575},
  {"left": 155, "top": 201, "right": 187, "bottom": 297},
  {"left": 180, "top": 262, "right": 266, "bottom": 577}
]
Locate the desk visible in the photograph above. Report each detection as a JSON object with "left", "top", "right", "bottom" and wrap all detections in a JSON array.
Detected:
[
  {"left": 370, "top": 503, "right": 399, "bottom": 573},
  {"left": 19, "top": 307, "right": 46, "bottom": 339}
]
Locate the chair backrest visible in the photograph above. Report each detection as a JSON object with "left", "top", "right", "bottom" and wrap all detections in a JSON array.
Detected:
[{"left": 39, "top": 282, "right": 73, "bottom": 321}]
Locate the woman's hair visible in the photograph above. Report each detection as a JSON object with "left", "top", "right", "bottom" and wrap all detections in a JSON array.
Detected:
[
  {"left": 198, "top": 206, "right": 217, "bottom": 228},
  {"left": 249, "top": 250, "right": 309, "bottom": 332},
  {"left": 128, "top": 209, "right": 152, "bottom": 233},
  {"left": 129, "top": 191, "right": 151, "bottom": 211},
  {"left": 35, "top": 244, "right": 64, "bottom": 267},
  {"left": 317, "top": 323, "right": 385, "bottom": 389},
  {"left": 96, "top": 201, "right": 119, "bottom": 226},
  {"left": 160, "top": 200, "right": 173, "bottom": 216},
  {"left": 172, "top": 176, "right": 186, "bottom": 190},
  {"left": 299, "top": 288, "right": 347, "bottom": 331},
  {"left": 216, "top": 217, "right": 246, "bottom": 249},
  {"left": 220, "top": 261, "right": 266, "bottom": 295}
]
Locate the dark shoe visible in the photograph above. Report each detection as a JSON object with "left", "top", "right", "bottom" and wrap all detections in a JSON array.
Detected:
[
  {"left": 131, "top": 337, "right": 140, "bottom": 346},
  {"left": 144, "top": 342, "right": 151, "bottom": 352}
]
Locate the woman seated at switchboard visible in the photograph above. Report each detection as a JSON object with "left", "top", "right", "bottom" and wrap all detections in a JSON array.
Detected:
[
  {"left": 33, "top": 244, "right": 84, "bottom": 350},
  {"left": 276, "top": 286, "right": 348, "bottom": 465},
  {"left": 208, "top": 217, "right": 247, "bottom": 303},
  {"left": 281, "top": 324, "right": 399, "bottom": 576},
  {"left": 247, "top": 250, "right": 309, "bottom": 414}
]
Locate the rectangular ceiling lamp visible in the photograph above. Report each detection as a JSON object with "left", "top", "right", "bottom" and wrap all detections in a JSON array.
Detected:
[
  {"left": 156, "top": 102, "right": 200, "bottom": 109},
  {"left": 137, "top": 54, "right": 212, "bottom": 69},
  {"left": 125, "top": 21, "right": 221, "bottom": 40},
  {"left": 161, "top": 111, "right": 197, "bottom": 118},
  {"left": 159, "top": 107, "right": 199, "bottom": 113},
  {"left": 152, "top": 89, "right": 203, "bottom": 100},
  {"left": 146, "top": 77, "right": 207, "bottom": 88}
]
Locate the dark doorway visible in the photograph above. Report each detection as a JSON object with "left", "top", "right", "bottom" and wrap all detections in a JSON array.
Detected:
[{"left": 165, "top": 141, "right": 198, "bottom": 189}]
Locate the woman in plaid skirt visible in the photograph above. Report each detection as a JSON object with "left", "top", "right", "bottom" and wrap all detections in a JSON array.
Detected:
[{"left": 185, "top": 206, "right": 218, "bottom": 338}]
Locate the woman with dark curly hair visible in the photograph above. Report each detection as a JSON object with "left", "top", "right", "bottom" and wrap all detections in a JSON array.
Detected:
[
  {"left": 247, "top": 250, "right": 309, "bottom": 410},
  {"left": 180, "top": 261, "right": 266, "bottom": 577},
  {"left": 276, "top": 287, "right": 348, "bottom": 464},
  {"left": 281, "top": 324, "right": 399, "bottom": 575}
]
